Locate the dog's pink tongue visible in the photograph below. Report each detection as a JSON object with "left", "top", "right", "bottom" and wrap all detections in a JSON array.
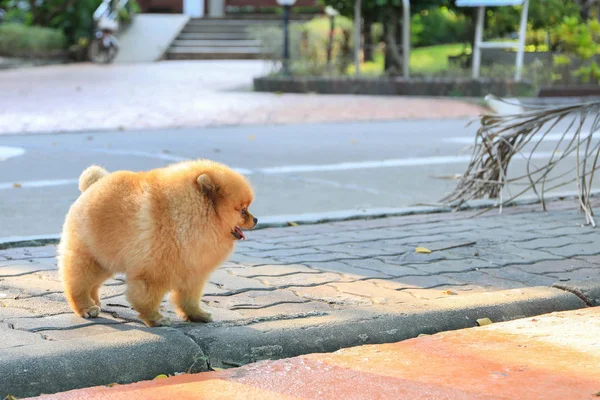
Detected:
[{"left": 235, "top": 226, "right": 246, "bottom": 240}]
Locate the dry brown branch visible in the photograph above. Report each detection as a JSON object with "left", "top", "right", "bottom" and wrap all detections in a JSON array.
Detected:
[{"left": 442, "top": 98, "right": 600, "bottom": 226}]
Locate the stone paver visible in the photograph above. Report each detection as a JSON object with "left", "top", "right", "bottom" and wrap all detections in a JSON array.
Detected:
[
  {"left": 0, "top": 62, "right": 485, "bottom": 135},
  {"left": 1, "top": 202, "right": 600, "bottom": 397}
]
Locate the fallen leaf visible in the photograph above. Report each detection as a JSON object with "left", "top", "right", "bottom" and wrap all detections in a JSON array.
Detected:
[
  {"left": 287, "top": 222, "right": 298, "bottom": 226},
  {"left": 417, "top": 333, "right": 430, "bottom": 337},
  {"left": 275, "top": 91, "right": 283, "bottom": 96},
  {"left": 105, "top": 383, "right": 120, "bottom": 388},
  {"left": 211, "top": 367, "right": 225, "bottom": 371},
  {"left": 473, "top": 251, "right": 479, "bottom": 257},
  {"left": 594, "top": 391, "right": 600, "bottom": 397},
  {"left": 13, "top": 183, "right": 22, "bottom": 188},
  {"left": 443, "top": 290, "right": 457, "bottom": 295},
  {"left": 415, "top": 247, "right": 431, "bottom": 254},
  {"left": 248, "top": 135, "right": 256, "bottom": 141},
  {"left": 476, "top": 317, "right": 492, "bottom": 326},
  {"left": 154, "top": 374, "right": 168, "bottom": 380},
  {"left": 4, "top": 395, "right": 18, "bottom": 400}
]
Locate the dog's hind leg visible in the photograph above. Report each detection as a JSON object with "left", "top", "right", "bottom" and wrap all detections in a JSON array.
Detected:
[{"left": 60, "top": 248, "right": 111, "bottom": 318}]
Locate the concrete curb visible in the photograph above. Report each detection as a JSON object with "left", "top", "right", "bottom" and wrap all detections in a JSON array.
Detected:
[
  {"left": 553, "top": 279, "right": 600, "bottom": 306},
  {"left": 0, "top": 286, "right": 593, "bottom": 397},
  {"left": 0, "top": 328, "right": 208, "bottom": 399},
  {"left": 0, "top": 234, "right": 61, "bottom": 250},
  {"left": 182, "top": 286, "right": 587, "bottom": 369}
]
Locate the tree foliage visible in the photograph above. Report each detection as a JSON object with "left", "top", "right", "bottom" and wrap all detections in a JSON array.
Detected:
[{"left": 1, "top": 0, "right": 138, "bottom": 46}]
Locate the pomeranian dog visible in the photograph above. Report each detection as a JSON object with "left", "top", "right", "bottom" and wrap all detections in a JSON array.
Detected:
[{"left": 58, "top": 160, "right": 257, "bottom": 327}]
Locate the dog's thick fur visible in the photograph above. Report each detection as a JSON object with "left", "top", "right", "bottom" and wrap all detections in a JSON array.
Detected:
[{"left": 58, "top": 160, "right": 256, "bottom": 327}]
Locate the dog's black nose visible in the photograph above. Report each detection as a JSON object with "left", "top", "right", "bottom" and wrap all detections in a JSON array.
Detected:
[{"left": 253, "top": 217, "right": 258, "bottom": 224}]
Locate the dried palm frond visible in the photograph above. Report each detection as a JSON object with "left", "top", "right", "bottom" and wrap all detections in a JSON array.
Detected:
[{"left": 442, "top": 98, "right": 600, "bottom": 226}]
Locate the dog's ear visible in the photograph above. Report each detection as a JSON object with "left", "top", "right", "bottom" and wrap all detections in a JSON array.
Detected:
[{"left": 197, "top": 174, "right": 219, "bottom": 202}]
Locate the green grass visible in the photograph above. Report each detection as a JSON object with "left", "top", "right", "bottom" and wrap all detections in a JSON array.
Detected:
[
  {"left": 348, "top": 42, "right": 469, "bottom": 76},
  {"left": 410, "top": 42, "right": 469, "bottom": 73}
]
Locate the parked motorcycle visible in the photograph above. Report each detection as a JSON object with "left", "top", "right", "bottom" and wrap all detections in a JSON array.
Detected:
[{"left": 88, "top": 8, "right": 120, "bottom": 64}]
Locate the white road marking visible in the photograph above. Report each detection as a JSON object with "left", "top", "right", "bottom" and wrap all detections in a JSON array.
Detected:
[
  {"left": 0, "top": 146, "right": 26, "bottom": 161},
  {"left": 256, "top": 151, "right": 568, "bottom": 174},
  {"left": 0, "top": 151, "right": 576, "bottom": 190},
  {"left": 88, "top": 148, "right": 253, "bottom": 175},
  {"left": 0, "top": 179, "right": 78, "bottom": 190},
  {"left": 90, "top": 148, "right": 189, "bottom": 162},
  {"left": 444, "top": 132, "right": 596, "bottom": 145}
]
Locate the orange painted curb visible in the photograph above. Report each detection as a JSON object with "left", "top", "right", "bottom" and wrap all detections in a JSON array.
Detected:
[{"left": 30, "top": 308, "right": 600, "bottom": 400}]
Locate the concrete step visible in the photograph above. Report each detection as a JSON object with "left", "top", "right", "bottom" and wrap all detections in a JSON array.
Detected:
[
  {"left": 187, "top": 19, "right": 281, "bottom": 25},
  {"left": 178, "top": 32, "right": 251, "bottom": 40},
  {"left": 166, "top": 50, "right": 264, "bottom": 60},
  {"left": 172, "top": 39, "right": 261, "bottom": 47},
  {"left": 182, "top": 25, "right": 254, "bottom": 33},
  {"left": 168, "top": 46, "right": 262, "bottom": 53},
  {"left": 213, "top": 13, "right": 315, "bottom": 20},
  {"left": 167, "top": 18, "right": 274, "bottom": 60}
]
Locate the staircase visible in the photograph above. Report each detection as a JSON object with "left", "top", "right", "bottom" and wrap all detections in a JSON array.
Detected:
[
  {"left": 166, "top": 18, "right": 272, "bottom": 60},
  {"left": 166, "top": 14, "right": 314, "bottom": 60}
]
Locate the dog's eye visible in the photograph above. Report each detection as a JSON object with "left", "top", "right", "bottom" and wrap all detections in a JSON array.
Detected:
[{"left": 241, "top": 208, "right": 248, "bottom": 216}]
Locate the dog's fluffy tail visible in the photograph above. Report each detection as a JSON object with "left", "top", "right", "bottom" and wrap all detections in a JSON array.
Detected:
[{"left": 79, "top": 165, "right": 109, "bottom": 192}]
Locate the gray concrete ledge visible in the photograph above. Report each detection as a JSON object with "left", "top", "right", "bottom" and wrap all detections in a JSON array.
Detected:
[
  {"left": 553, "top": 279, "right": 600, "bottom": 306},
  {"left": 183, "top": 286, "right": 586, "bottom": 369},
  {"left": 0, "top": 328, "right": 208, "bottom": 398}
]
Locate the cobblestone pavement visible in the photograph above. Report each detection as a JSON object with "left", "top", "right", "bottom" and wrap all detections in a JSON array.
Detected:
[
  {"left": 0, "top": 62, "right": 485, "bottom": 135},
  {"left": 1, "top": 202, "right": 599, "bottom": 351}
]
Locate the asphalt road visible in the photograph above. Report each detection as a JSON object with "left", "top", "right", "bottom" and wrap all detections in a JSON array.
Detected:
[{"left": 0, "top": 119, "right": 593, "bottom": 239}]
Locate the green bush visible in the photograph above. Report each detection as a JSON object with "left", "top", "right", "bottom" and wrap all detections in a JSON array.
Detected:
[
  {"left": 0, "top": 23, "right": 66, "bottom": 57},
  {"left": 0, "top": 0, "right": 140, "bottom": 47},
  {"left": 248, "top": 16, "right": 354, "bottom": 76},
  {"left": 485, "top": 0, "right": 580, "bottom": 40},
  {"left": 412, "top": 6, "right": 469, "bottom": 47},
  {"left": 552, "top": 17, "right": 600, "bottom": 84}
]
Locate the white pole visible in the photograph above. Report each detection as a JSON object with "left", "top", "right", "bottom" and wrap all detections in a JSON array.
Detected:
[
  {"left": 402, "top": 0, "right": 410, "bottom": 79},
  {"left": 472, "top": 6, "right": 484, "bottom": 79},
  {"left": 354, "top": 0, "right": 362, "bottom": 76},
  {"left": 515, "top": 0, "right": 529, "bottom": 81}
]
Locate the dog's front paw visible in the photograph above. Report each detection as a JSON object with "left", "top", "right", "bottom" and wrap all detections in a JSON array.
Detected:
[
  {"left": 186, "top": 310, "right": 213, "bottom": 323},
  {"left": 81, "top": 305, "right": 101, "bottom": 318},
  {"left": 145, "top": 316, "right": 172, "bottom": 327}
]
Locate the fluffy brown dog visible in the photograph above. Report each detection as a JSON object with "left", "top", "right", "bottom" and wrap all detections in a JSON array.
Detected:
[{"left": 58, "top": 160, "right": 257, "bottom": 327}]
